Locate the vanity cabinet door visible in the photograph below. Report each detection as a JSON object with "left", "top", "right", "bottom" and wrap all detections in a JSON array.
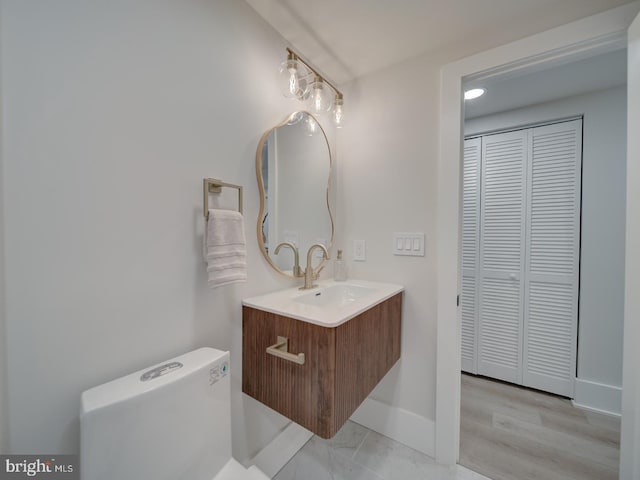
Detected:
[
  {"left": 242, "top": 307, "right": 337, "bottom": 436},
  {"left": 242, "top": 292, "right": 402, "bottom": 438}
]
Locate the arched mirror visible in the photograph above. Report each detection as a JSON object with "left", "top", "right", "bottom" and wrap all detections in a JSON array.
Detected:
[{"left": 256, "top": 111, "right": 334, "bottom": 277}]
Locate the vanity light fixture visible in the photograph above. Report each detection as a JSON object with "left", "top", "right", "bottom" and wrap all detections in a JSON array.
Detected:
[
  {"left": 464, "top": 88, "right": 486, "bottom": 100},
  {"left": 281, "top": 48, "right": 345, "bottom": 127}
]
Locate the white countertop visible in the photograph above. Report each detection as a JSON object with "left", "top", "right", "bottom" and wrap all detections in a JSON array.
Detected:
[{"left": 242, "top": 279, "right": 404, "bottom": 327}]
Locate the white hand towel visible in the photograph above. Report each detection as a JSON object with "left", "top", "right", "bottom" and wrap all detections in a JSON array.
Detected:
[{"left": 204, "top": 209, "right": 247, "bottom": 288}]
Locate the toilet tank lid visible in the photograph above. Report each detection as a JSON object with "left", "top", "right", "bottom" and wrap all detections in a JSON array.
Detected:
[{"left": 81, "top": 347, "right": 228, "bottom": 415}]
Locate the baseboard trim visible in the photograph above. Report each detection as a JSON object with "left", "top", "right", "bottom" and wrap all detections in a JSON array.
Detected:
[
  {"left": 248, "top": 422, "right": 313, "bottom": 478},
  {"left": 350, "top": 397, "right": 435, "bottom": 457},
  {"left": 456, "top": 465, "right": 493, "bottom": 479},
  {"left": 573, "top": 378, "right": 622, "bottom": 416}
]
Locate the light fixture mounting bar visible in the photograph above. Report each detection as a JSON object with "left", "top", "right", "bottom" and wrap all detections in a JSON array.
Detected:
[{"left": 286, "top": 47, "right": 343, "bottom": 98}]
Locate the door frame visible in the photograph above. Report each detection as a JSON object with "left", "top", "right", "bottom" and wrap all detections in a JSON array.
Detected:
[
  {"left": 435, "top": 2, "right": 639, "bottom": 466},
  {"left": 620, "top": 10, "right": 640, "bottom": 479}
]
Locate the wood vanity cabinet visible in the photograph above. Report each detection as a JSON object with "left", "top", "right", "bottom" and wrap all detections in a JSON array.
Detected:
[{"left": 242, "top": 292, "right": 402, "bottom": 438}]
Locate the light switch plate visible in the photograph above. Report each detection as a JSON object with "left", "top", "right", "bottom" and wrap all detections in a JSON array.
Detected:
[
  {"left": 353, "top": 239, "right": 366, "bottom": 261},
  {"left": 393, "top": 233, "right": 425, "bottom": 256}
]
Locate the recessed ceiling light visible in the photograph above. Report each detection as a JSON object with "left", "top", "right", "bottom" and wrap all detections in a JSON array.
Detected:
[{"left": 464, "top": 88, "right": 486, "bottom": 100}]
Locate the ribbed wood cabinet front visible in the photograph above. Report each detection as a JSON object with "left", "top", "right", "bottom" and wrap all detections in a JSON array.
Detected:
[{"left": 242, "top": 292, "right": 402, "bottom": 438}]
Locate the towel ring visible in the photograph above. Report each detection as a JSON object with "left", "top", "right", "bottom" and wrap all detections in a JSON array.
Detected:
[{"left": 203, "top": 178, "right": 243, "bottom": 219}]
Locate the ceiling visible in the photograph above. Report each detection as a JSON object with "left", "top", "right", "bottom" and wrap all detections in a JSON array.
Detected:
[
  {"left": 245, "top": 0, "right": 635, "bottom": 85},
  {"left": 464, "top": 47, "right": 628, "bottom": 119}
]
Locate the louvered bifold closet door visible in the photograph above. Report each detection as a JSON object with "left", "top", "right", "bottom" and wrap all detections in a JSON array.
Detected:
[
  {"left": 523, "top": 119, "right": 582, "bottom": 397},
  {"left": 462, "top": 137, "right": 481, "bottom": 373},
  {"left": 477, "top": 130, "right": 527, "bottom": 384}
]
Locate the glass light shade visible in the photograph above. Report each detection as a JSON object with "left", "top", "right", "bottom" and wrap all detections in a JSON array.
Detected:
[
  {"left": 279, "top": 58, "right": 309, "bottom": 99},
  {"left": 306, "top": 115, "right": 319, "bottom": 135},
  {"left": 307, "top": 78, "right": 333, "bottom": 113},
  {"left": 332, "top": 96, "right": 344, "bottom": 128}
]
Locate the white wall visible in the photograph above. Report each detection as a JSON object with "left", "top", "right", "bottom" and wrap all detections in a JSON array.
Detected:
[
  {"left": 0, "top": 0, "right": 325, "bottom": 459},
  {"left": 465, "top": 86, "right": 626, "bottom": 412},
  {"left": 339, "top": 57, "right": 439, "bottom": 423},
  {"left": 338, "top": 5, "right": 636, "bottom": 452}
]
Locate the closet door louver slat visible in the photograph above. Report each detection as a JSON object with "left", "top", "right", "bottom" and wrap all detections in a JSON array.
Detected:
[
  {"left": 523, "top": 120, "right": 581, "bottom": 397},
  {"left": 477, "top": 130, "right": 527, "bottom": 384},
  {"left": 462, "top": 138, "right": 481, "bottom": 373}
]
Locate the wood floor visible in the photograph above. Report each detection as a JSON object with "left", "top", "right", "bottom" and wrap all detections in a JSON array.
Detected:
[{"left": 459, "top": 373, "right": 621, "bottom": 480}]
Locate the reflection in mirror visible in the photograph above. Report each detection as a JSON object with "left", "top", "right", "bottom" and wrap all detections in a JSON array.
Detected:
[{"left": 256, "top": 112, "right": 334, "bottom": 277}]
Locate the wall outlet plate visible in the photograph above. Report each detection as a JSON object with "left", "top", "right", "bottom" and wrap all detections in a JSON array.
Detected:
[{"left": 353, "top": 239, "right": 366, "bottom": 261}]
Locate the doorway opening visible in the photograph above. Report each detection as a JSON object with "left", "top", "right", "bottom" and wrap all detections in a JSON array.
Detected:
[
  {"left": 456, "top": 50, "right": 626, "bottom": 479},
  {"left": 434, "top": 4, "right": 638, "bottom": 472}
]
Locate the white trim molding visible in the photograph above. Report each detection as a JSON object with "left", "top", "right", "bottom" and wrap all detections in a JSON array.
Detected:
[
  {"left": 621, "top": 9, "right": 640, "bottom": 479},
  {"left": 248, "top": 422, "right": 313, "bottom": 478},
  {"left": 436, "top": 1, "right": 640, "bottom": 466},
  {"left": 573, "top": 379, "right": 622, "bottom": 416},
  {"left": 350, "top": 397, "right": 435, "bottom": 457}
]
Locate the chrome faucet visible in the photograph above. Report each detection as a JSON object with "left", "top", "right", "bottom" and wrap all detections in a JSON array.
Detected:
[
  {"left": 274, "top": 242, "right": 303, "bottom": 277},
  {"left": 301, "top": 243, "right": 329, "bottom": 290}
]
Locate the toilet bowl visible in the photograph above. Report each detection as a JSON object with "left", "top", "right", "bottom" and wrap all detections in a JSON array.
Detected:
[{"left": 80, "top": 348, "right": 268, "bottom": 480}]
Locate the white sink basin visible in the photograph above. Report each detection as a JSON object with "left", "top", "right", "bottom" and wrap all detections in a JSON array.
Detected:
[
  {"left": 294, "top": 283, "right": 377, "bottom": 307},
  {"left": 242, "top": 280, "right": 404, "bottom": 327}
]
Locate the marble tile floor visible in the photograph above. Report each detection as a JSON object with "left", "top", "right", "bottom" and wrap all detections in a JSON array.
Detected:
[{"left": 273, "top": 420, "right": 490, "bottom": 480}]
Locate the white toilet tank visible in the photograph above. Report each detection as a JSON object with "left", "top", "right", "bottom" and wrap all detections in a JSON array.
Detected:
[{"left": 81, "top": 347, "right": 234, "bottom": 480}]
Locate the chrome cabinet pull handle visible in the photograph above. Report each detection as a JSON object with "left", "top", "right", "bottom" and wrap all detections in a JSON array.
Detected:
[{"left": 266, "top": 336, "right": 305, "bottom": 365}]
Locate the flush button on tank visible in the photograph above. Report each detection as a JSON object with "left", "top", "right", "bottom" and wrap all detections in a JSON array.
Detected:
[{"left": 140, "top": 361, "right": 184, "bottom": 381}]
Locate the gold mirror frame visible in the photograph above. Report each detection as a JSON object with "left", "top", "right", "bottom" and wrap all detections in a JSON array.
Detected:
[{"left": 255, "top": 111, "right": 334, "bottom": 278}]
